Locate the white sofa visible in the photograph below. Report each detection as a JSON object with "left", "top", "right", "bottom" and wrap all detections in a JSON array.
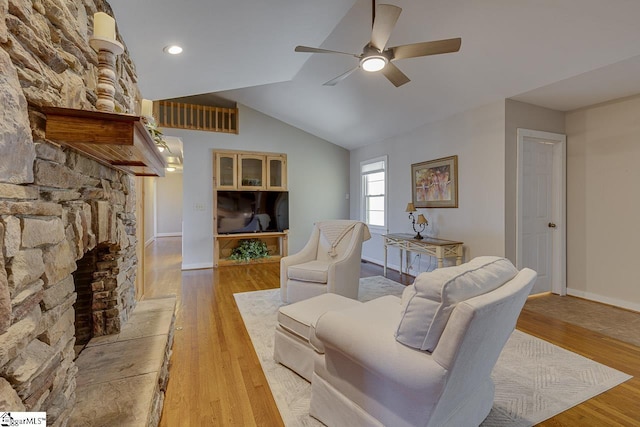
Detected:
[
  {"left": 309, "top": 257, "right": 537, "bottom": 427},
  {"left": 280, "top": 220, "right": 370, "bottom": 303}
]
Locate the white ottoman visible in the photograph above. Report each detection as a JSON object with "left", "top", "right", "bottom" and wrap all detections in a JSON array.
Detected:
[{"left": 274, "top": 293, "right": 361, "bottom": 382}]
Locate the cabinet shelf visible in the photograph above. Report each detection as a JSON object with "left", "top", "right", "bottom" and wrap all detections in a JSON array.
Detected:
[
  {"left": 43, "top": 107, "right": 167, "bottom": 177},
  {"left": 214, "top": 231, "right": 288, "bottom": 267}
]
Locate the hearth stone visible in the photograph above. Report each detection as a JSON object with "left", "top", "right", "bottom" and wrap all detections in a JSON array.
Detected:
[{"left": 70, "top": 297, "right": 176, "bottom": 427}]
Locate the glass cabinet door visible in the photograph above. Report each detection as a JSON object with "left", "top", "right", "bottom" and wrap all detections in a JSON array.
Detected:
[
  {"left": 215, "top": 153, "right": 237, "bottom": 189},
  {"left": 238, "top": 155, "right": 265, "bottom": 189},
  {"left": 267, "top": 156, "right": 287, "bottom": 190}
]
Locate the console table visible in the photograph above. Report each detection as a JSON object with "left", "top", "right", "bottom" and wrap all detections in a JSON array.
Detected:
[{"left": 382, "top": 233, "right": 464, "bottom": 276}]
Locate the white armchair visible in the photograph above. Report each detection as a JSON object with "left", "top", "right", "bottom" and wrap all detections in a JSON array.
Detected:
[
  {"left": 309, "top": 257, "right": 537, "bottom": 427},
  {"left": 280, "top": 220, "right": 371, "bottom": 303}
]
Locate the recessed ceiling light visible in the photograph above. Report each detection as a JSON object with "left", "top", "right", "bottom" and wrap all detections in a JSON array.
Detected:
[
  {"left": 163, "top": 45, "right": 183, "bottom": 55},
  {"left": 166, "top": 167, "right": 176, "bottom": 172}
]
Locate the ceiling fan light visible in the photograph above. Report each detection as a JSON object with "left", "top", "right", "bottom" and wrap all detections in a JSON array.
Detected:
[{"left": 361, "top": 56, "right": 387, "bottom": 72}]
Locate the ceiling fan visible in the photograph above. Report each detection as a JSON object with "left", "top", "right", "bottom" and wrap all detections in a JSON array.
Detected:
[{"left": 294, "top": 1, "right": 461, "bottom": 87}]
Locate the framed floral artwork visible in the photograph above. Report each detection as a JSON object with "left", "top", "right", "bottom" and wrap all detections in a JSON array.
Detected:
[{"left": 411, "top": 155, "right": 458, "bottom": 208}]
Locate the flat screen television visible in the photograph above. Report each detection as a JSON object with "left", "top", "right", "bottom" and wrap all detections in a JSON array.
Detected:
[{"left": 216, "top": 191, "right": 289, "bottom": 234}]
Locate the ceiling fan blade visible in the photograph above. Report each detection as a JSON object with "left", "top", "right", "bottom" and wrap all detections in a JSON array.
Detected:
[
  {"left": 323, "top": 66, "right": 360, "bottom": 86},
  {"left": 295, "top": 45, "right": 359, "bottom": 57},
  {"left": 370, "top": 4, "right": 402, "bottom": 51},
  {"left": 390, "top": 38, "right": 462, "bottom": 60},
  {"left": 381, "top": 62, "right": 410, "bottom": 87}
]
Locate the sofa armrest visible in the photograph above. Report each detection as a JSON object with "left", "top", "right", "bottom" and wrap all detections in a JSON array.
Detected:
[
  {"left": 314, "top": 296, "right": 447, "bottom": 390},
  {"left": 280, "top": 227, "right": 320, "bottom": 279},
  {"left": 283, "top": 227, "right": 319, "bottom": 264}
]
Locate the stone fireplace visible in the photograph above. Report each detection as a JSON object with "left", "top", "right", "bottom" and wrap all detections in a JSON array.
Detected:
[
  {"left": 1, "top": 1, "right": 146, "bottom": 425},
  {"left": 0, "top": 150, "right": 140, "bottom": 424},
  {"left": 72, "top": 247, "right": 98, "bottom": 348},
  {"left": 73, "top": 241, "right": 136, "bottom": 350}
]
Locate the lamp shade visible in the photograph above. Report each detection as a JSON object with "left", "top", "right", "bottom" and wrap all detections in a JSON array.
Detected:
[
  {"left": 416, "top": 214, "right": 428, "bottom": 225},
  {"left": 405, "top": 202, "right": 416, "bottom": 213}
]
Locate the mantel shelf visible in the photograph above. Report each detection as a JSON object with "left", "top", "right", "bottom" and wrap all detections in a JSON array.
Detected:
[{"left": 43, "top": 107, "right": 167, "bottom": 177}]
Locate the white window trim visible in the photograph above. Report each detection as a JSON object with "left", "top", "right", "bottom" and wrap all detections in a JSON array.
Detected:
[{"left": 360, "top": 155, "right": 388, "bottom": 234}]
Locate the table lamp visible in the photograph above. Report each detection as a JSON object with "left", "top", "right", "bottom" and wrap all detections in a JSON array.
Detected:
[{"left": 405, "top": 202, "right": 428, "bottom": 240}]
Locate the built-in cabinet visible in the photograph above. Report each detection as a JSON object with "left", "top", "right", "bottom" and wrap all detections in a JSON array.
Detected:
[
  {"left": 238, "top": 154, "right": 266, "bottom": 190},
  {"left": 215, "top": 152, "right": 237, "bottom": 189},
  {"left": 267, "top": 155, "right": 287, "bottom": 191},
  {"left": 214, "top": 150, "right": 287, "bottom": 191},
  {"left": 213, "top": 149, "right": 288, "bottom": 267}
]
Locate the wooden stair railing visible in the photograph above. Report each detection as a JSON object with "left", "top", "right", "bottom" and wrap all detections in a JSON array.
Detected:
[{"left": 154, "top": 101, "right": 239, "bottom": 134}]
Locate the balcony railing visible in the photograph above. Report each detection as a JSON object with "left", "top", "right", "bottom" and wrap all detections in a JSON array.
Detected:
[{"left": 154, "top": 101, "right": 238, "bottom": 134}]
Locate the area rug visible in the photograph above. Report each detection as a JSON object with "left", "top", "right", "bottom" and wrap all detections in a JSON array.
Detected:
[{"left": 234, "top": 276, "right": 631, "bottom": 426}]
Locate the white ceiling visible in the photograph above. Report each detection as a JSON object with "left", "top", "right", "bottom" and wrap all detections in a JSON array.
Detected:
[{"left": 110, "top": 0, "right": 640, "bottom": 150}]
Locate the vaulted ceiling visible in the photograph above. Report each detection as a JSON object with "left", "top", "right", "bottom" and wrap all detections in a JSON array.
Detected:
[{"left": 110, "top": 0, "right": 640, "bottom": 149}]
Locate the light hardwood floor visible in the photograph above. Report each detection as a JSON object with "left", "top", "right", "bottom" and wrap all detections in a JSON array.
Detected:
[{"left": 145, "top": 237, "right": 640, "bottom": 426}]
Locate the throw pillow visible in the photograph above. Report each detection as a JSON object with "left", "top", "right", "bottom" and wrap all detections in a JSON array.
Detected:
[{"left": 395, "top": 256, "right": 518, "bottom": 352}]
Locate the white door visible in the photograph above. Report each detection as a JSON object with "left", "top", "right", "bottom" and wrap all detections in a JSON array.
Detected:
[{"left": 517, "top": 129, "right": 566, "bottom": 295}]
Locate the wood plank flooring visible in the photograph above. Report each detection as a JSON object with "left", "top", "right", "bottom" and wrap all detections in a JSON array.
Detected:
[{"left": 145, "top": 237, "right": 640, "bottom": 426}]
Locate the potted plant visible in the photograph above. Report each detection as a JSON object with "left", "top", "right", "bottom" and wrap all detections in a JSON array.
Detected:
[
  {"left": 142, "top": 116, "right": 171, "bottom": 153},
  {"left": 228, "top": 239, "right": 270, "bottom": 263}
]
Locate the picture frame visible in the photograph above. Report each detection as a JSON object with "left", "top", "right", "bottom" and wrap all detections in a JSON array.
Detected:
[{"left": 411, "top": 155, "right": 458, "bottom": 208}]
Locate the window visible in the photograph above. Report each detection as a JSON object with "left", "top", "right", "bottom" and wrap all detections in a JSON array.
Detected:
[{"left": 361, "top": 156, "right": 387, "bottom": 231}]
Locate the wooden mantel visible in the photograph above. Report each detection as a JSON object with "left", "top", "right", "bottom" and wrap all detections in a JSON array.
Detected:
[{"left": 43, "top": 107, "right": 167, "bottom": 177}]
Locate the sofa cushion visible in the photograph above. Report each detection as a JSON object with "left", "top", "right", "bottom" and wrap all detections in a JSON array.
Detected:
[
  {"left": 278, "top": 293, "right": 361, "bottom": 344},
  {"left": 288, "top": 260, "right": 329, "bottom": 283},
  {"left": 395, "top": 256, "right": 518, "bottom": 352}
]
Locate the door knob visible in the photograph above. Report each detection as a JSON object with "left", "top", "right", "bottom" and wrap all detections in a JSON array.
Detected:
[{"left": 548, "top": 222, "right": 557, "bottom": 228}]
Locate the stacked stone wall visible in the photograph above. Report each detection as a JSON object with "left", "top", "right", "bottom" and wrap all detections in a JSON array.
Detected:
[{"left": 1, "top": 1, "right": 142, "bottom": 424}]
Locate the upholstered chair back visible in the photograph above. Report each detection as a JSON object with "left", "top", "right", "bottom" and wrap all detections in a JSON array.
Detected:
[
  {"left": 427, "top": 267, "right": 536, "bottom": 426},
  {"left": 315, "top": 220, "right": 368, "bottom": 263},
  {"left": 395, "top": 257, "right": 519, "bottom": 352},
  {"left": 280, "top": 220, "right": 370, "bottom": 303}
]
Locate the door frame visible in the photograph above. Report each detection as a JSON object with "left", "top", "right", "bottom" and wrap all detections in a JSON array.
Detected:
[{"left": 516, "top": 128, "right": 567, "bottom": 295}]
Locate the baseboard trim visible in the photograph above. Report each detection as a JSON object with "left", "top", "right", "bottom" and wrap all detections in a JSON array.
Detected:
[
  {"left": 144, "top": 237, "right": 155, "bottom": 247},
  {"left": 567, "top": 288, "right": 640, "bottom": 313},
  {"left": 362, "top": 256, "right": 403, "bottom": 274},
  {"left": 157, "top": 232, "right": 183, "bottom": 237},
  {"left": 361, "top": 255, "right": 436, "bottom": 276},
  {"left": 181, "top": 262, "right": 213, "bottom": 271},
  {"left": 361, "top": 255, "right": 380, "bottom": 265}
]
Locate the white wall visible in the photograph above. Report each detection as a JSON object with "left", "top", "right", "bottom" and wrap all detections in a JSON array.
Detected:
[
  {"left": 143, "top": 177, "right": 156, "bottom": 246},
  {"left": 565, "top": 94, "right": 640, "bottom": 310},
  {"left": 168, "top": 104, "right": 350, "bottom": 270},
  {"left": 350, "top": 101, "right": 507, "bottom": 275},
  {"left": 156, "top": 172, "right": 183, "bottom": 236}
]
